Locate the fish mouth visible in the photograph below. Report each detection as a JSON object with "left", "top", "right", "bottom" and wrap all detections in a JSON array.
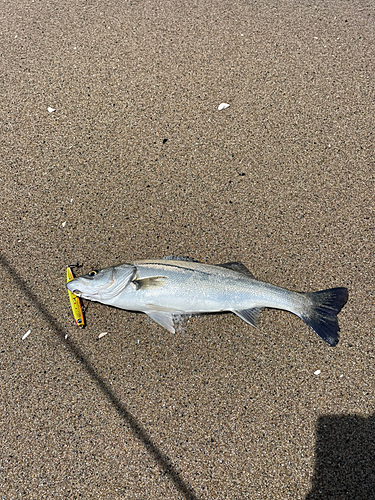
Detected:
[
  {"left": 66, "top": 281, "right": 91, "bottom": 298},
  {"left": 66, "top": 281, "right": 101, "bottom": 300}
]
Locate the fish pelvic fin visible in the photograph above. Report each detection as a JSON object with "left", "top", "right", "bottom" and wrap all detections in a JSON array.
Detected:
[
  {"left": 300, "top": 287, "right": 348, "bottom": 346},
  {"left": 233, "top": 307, "right": 264, "bottom": 327},
  {"left": 146, "top": 311, "right": 175, "bottom": 333}
]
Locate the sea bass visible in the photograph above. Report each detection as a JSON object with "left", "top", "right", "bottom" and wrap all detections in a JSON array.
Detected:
[{"left": 66, "top": 257, "right": 348, "bottom": 346}]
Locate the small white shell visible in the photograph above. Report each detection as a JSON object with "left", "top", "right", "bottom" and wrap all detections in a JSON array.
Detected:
[
  {"left": 314, "top": 369, "right": 321, "bottom": 375},
  {"left": 98, "top": 332, "right": 108, "bottom": 339},
  {"left": 22, "top": 329, "right": 31, "bottom": 340},
  {"left": 47, "top": 107, "right": 56, "bottom": 113},
  {"left": 218, "top": 103, "right": 230, "bottom": 111},
  {"left": 62, "top": 221, "right": 67, "bottom": 227}
]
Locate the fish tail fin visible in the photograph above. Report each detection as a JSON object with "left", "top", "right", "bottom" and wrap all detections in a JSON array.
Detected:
[{"left": 300, "top": 287, "right": 348, "bottom": 346}]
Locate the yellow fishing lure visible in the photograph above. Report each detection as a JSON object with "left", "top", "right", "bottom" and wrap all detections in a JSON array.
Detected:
[{"left": 66, "top": 266, "right": 85, "bottom": 327}]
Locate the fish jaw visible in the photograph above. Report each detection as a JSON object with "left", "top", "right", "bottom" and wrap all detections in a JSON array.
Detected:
[{"left": 66, "top": 279, "right": 101, "bottom": 301}]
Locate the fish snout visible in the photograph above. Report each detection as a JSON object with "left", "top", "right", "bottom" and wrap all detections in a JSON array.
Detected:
[{"left": 66, "top": 280, "right": 81, "bottom": 296}]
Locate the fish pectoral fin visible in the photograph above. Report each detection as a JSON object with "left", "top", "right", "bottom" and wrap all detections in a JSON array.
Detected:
[
  {"left": 146, "top": 311, "right": 175, "bottom": 333},
  {"left": 132, "top": 276, "right": 167, "bottom": 290},
  {"left": 233, "top": 307, "right": 264, "bottom": 327},
  {"left": 217, "top": 262, "right": 255, "bottom": 278}
]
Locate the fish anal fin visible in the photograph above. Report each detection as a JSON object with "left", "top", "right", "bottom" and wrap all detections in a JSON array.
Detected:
[
  {"left": 133, "top": 276, "right": 167, "bottom": 290},
  {"left": 146, "top": 311, "right": 175, "bottom": 333},
  {"left": 218, "top": 262, "right": 255, "bottom": 278},
  {"left": 233, "top": 307, "right": 264, "bottom": 327}
]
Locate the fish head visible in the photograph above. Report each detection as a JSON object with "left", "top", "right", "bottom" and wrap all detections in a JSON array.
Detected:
[{"left": 66, "top": 264, "right": 136, "bottom": 301}]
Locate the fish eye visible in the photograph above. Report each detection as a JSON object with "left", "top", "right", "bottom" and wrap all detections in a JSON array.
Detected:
[{"left": 88, "top": 270, "right": 98, "bottom": 276}]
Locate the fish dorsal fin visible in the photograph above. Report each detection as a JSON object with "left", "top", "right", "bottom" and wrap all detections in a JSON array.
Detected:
[
  {"left": 233, "top": 307, "right": 264, "bottom": 327},
  {"left": 217, "top": 262, "right": 255, "bottom": 278},
  {"left": 132, "top": 276, "right": 168, "bottom": 290},
  {"left": 162, "top": 255, "right": 200, "bottom": 262}
]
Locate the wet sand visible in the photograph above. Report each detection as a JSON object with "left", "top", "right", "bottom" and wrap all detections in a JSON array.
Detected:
[{"left": 1, "top": 1, "right": 374, "bottom": 498}]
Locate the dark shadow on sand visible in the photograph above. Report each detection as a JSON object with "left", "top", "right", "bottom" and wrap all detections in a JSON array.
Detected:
[
  {"left": 0, "top": 253, "right": 201, "bottom": 500},
  {"left": 306, "top": 414, "right": 375, "bottom": 500}
]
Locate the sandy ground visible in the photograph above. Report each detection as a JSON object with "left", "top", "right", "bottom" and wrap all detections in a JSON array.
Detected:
[{"left": 1, "top": 0, "right": 374, "bottom": 498}]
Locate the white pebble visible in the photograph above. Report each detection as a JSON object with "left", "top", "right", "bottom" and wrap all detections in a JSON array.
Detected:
[
  {"left": 22, "top": 329, "right": 31, "bottom": 340},
  {"left": 218, "top": 103, "right": 230, "bottom": 111},
  {"left": 47, "top": 107, "right": 56, "bottom": 113},
  {"left": 98, "top": 332, "right": 108, "bottom": 339},
  {"left": 314, "top": 369, "right": 321, "bottom": 375},
  {"left": 62, "top": 221, "right": 67, "bottom": 227}
]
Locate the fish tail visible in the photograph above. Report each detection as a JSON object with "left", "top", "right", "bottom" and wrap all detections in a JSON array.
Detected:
[{"left": 300, "top": 287, "right": 348, "bottom": 346}]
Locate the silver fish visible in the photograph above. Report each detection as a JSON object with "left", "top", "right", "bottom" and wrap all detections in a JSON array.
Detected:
[{"left": 66, "top": 256, "right": 348, "bottom": 346}]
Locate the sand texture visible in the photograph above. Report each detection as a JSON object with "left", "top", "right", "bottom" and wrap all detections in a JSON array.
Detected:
[{"left": 1, "top": 0, "right": 374, "bottom": 498}]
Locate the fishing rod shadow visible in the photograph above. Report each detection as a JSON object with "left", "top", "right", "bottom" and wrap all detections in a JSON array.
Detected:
[{"left": 0, "top": 253, "right": 202, "bottom": 500}]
